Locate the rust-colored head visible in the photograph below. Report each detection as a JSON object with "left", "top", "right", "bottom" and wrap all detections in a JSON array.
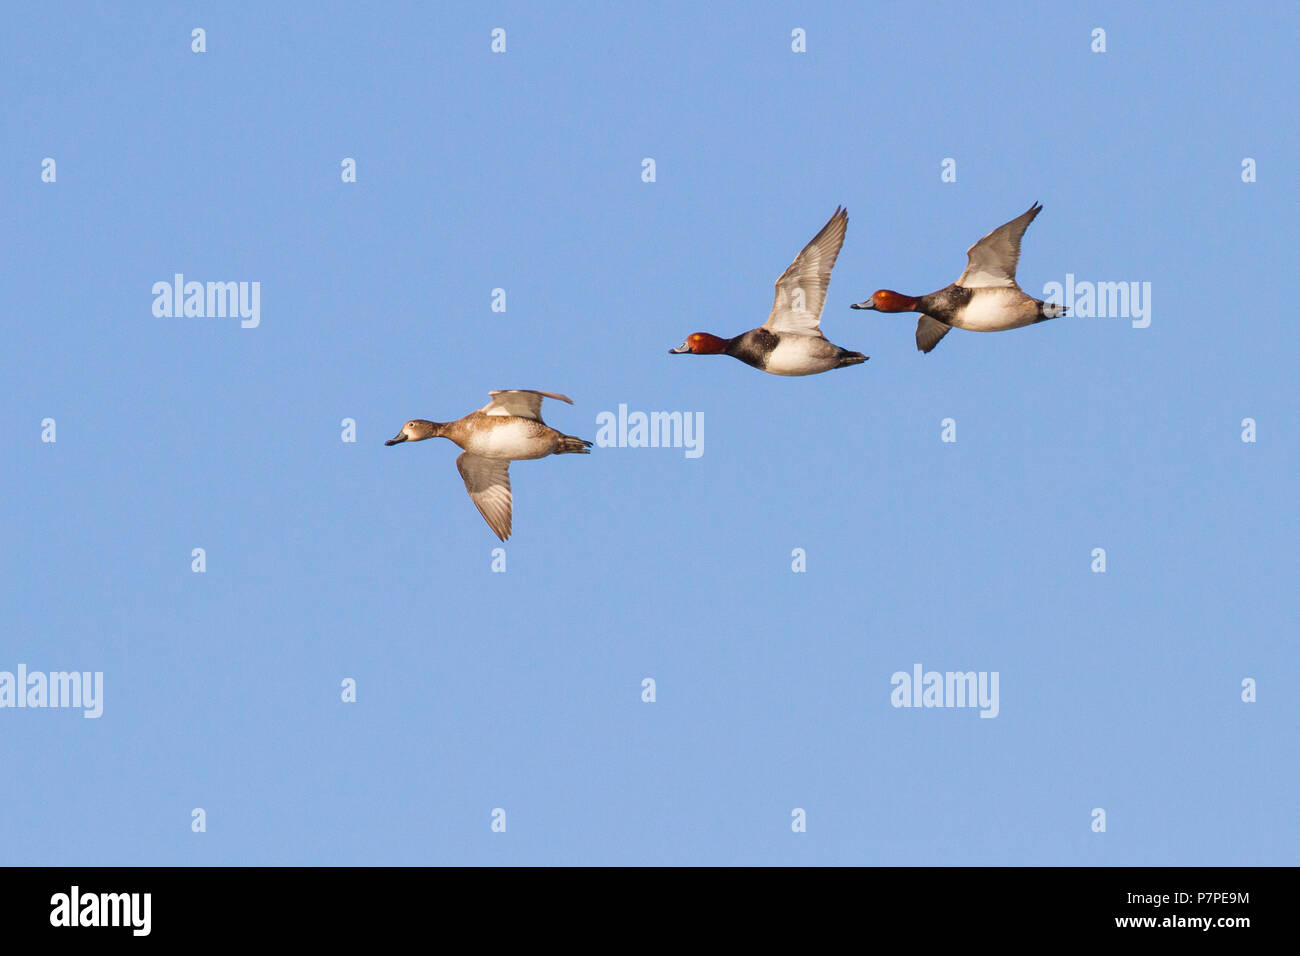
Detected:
[
  {"left": 669, "top": 332, "right": 730, "bottom": 355},
  {"left": 850, "top": 290, "right": 921, "bottom": 313}
]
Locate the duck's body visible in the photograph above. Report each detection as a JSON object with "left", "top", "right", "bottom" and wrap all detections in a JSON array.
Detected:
[
  {"left": 851, "top": 202, "right": 1066, "bottom": 353},
  {"left": 722, "top": 327, "right": 864, "bottom": 377},
  {"left": 671, "top": 206, "right": 867, "bottom": 375},
  {"left": 917, "top": 284, "right": 1045, "bottom": 332},
  {"left": 386, "top": 390, "right": 591, "bottom": 541},
  {"left": 438, "top": 411, "right": 573, "bottom": 460}
]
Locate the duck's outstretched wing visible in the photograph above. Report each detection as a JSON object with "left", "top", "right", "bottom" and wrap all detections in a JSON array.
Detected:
[
  {"left": 479, "top": 389, "right": 574, "bottom": 422},
  {"left": 456, "top": 453, "right": 512, "bottom": 541},
  {"left": 763, "top": 206, "right": 848, "bottom": 337},
  {"left": 916, "top": 315, "right": 952, "bottom": 353},
  {"left": 956, "top": 202, "right": 1042, "bottom": 289}
]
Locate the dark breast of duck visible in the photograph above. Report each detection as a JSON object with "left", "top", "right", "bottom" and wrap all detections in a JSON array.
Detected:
[
  {"left": 915, "top": 285, "right": 975, "bottom": 324},
  {"left": 725, "top": 328, "right": 780, "bottom": 370}
]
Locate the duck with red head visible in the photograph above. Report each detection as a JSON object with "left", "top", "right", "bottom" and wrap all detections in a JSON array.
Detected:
[
  {"left": 669, "top": 206, "right": 867, "bottom": 377},
  {"left": 849, "top": 202, "right": 1068, "bottom": 354}
]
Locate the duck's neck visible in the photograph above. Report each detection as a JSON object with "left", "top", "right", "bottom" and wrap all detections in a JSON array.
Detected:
[
  {"left": 695, "top": 333, "right": 733, "bottom": 355},
  {"left": 412, "top": 420, "right": 448, "bottom": 440}
]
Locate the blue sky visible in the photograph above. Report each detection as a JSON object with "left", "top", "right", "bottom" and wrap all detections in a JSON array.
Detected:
[{"left": 3, "top": 1, "right": 1296, "bottom": 865}]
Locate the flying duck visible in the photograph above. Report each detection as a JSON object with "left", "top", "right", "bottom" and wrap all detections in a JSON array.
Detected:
[
  {"left": 670, "top": 206, "right": 867, "bottom": 375},
  {"left": 850, "top": 202, "right": 1067, "bottom": 353},
  {"left": 385, "top": 390, "right": 591, "bottom": 541}
]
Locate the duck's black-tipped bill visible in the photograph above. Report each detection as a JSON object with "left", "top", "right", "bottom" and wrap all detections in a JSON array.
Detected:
[
  {"left": 385, "top": 434, "right": 407, "bottom": 446},
  {"left": 850, "top": 299, "right": 876, "bottom": 310},
  {"left": 668, "top": 342, "right": 691, "bottom": 354}
]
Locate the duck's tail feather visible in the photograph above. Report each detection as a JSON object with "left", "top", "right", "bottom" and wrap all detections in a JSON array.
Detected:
[
  {"left": 556, "top": 434, "right": 593, "bottom": 455},
  {"left": 837, "top": 349, "right": 869, "bottom": 368}
]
